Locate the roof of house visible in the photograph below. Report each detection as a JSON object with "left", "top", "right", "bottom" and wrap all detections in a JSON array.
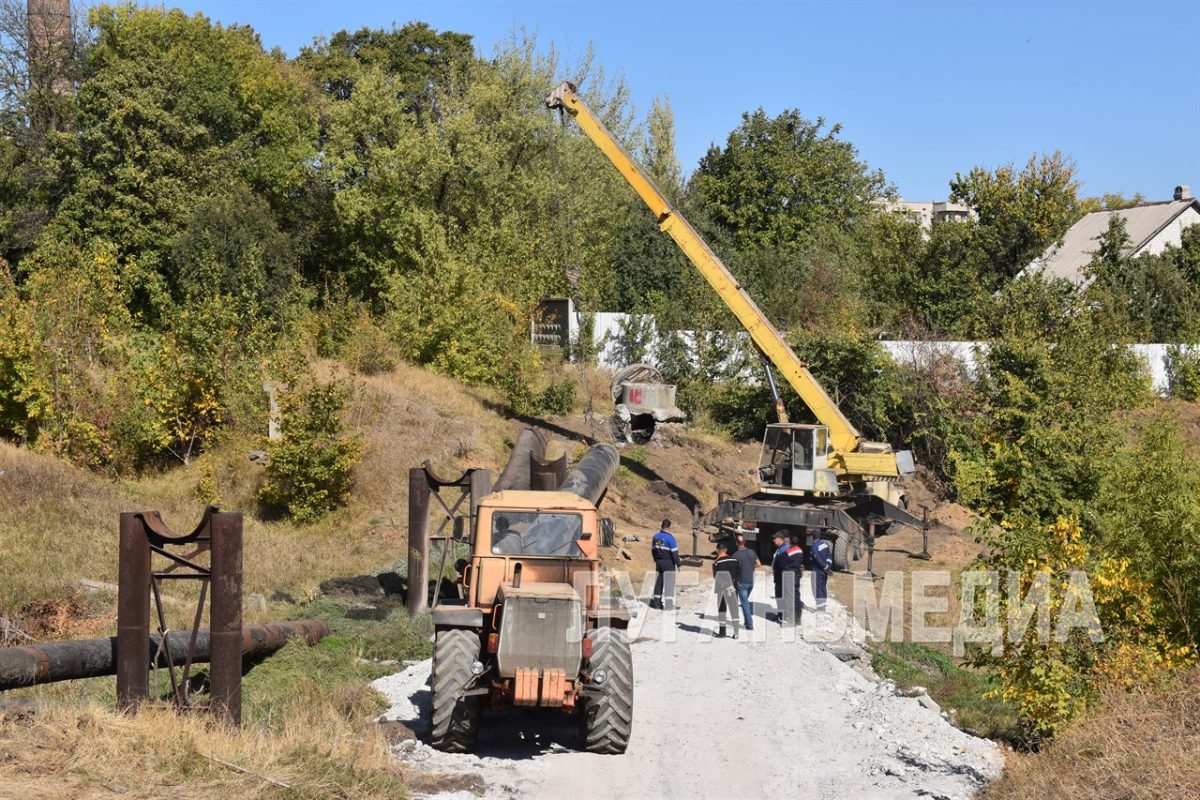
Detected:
[{"left": 1027, "top": 198, "right": 1200, "bottom": 284}]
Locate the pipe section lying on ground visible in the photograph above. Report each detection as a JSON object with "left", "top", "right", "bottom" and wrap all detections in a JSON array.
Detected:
[
  {"left": 494, "top": 429, "right": 547, "bottom": 491},
  {"left": 0, "top": 620, "right": 329, "bottom": 691},
  {"left": 559, "top": 443, "right": 620, "bottom": 506}
]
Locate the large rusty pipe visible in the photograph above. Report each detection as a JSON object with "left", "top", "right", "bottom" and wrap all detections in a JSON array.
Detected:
[
  {"left": 493, "top": 429, "right": 546, "bottom": 491},
  {"left": 0, "top": 620, "right": 330, "bottom": 692},
  {"left": 559, "top": 444, "right": 620, "bottom": 506},
  {"left": 209, "top": 512, "right": 243, "bottom": 725},
  {"left": 407, "top": 468, "right": 431, "bottom": 614},
  {"left": 116, "top": 512, "right": 150, "bottom": 711}
]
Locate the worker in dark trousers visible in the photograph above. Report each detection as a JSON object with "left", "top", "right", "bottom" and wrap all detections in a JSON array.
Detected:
[
  {"left": 782, "top": 533, "right": 806, "bottom": 624},
  {"left": 732, "top": 533, "right": 761, "bottom": 631},
  {"left": 770, "top": 531, "right": 789, "bottom": 623},
  {"left": 810, "top": 530, "right": 834, "bottom": 611},
  {"left": 650, "top": 519, "right": 681, "bottom": 610},
  {"left": 712, "top": 541, "right": 740, "bottom": 638}
]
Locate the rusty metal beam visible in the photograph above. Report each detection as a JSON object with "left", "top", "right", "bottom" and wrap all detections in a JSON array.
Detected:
[
  {"left": 0, "top": 621, "right": 330, "bottom": 692},
  {"left": 407, "top": 468, "right": 431, "bottom": 615},
  {"left": 208, "top": 512, "right": 243, "bottom": 725},
  {"left": 116, "top": 512, "right": 150, "bottom": 711}
]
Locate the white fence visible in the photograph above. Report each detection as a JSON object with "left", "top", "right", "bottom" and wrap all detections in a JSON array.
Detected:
[{"left": 562, "top": 310, "right": 1187, "bottom": 395}]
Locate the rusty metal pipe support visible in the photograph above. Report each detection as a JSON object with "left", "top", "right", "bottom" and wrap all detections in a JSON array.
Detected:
[
  {"left": 407, "top": 468, "right": 432, "bottom": 615},
  {"left": 0, "top": 620, "right": 331, "bottom": 692},
  {"left": 209, "top": 511, "right": 243, "bottom": 724},
  {"left": 116, "top": 512, "right": 150, "bottom": 711}
]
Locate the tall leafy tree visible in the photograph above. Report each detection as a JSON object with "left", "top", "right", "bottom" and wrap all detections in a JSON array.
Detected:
[
  {"left": 689, "top": 107, "right": 887, "bottom": 252},
  {"left": 949, "top": 151, "right": 1080, "bottom": 286},
  {"left": 45, "top": 5, "right": 317, "bottom": 310},
  {"left": 1085, "top": 216, "right": 1200, "bottom": 342}
]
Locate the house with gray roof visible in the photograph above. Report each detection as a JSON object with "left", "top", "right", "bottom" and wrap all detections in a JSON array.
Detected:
[{"left": 1024, "top": 185, "right": 1200, "bottom": 286}]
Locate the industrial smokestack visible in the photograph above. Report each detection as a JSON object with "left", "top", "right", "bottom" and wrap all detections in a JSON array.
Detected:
[{"left": 27, "top": 0, "right": 73, "bottom": 95}]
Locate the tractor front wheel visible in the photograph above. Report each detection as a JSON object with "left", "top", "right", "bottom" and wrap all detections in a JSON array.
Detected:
[
  {"left": 430, "top": 628, "right": 482, "bottom": 752},
  {"left": 579, "top": 626, "right": 634, "bottom": 754}
]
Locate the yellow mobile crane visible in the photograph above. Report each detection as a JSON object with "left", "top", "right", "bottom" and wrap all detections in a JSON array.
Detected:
[{"left": 546, "top": 81, "right": 920, "bottom": 569}]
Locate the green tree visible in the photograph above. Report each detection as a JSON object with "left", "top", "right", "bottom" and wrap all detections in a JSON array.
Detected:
[
  {"left": 949, "top": 151, "right": 1080, "bottom": 286},
  {"left": 1086, "top": 217, "right": 1200, "bottom": 342},
  {"left": 297, "top": 22, "right": 472, "bottom": 110},
  {"left": 641, "top": 95, "right": 682, "bottom": 202},
  {"left": 169, "top": 184, "right": 300, "bottom": 328},
  {"left": 689, "top": 107, "right": 887, "bottom": 252},
  {"left": 258, "top": 380, "right": 363, "bottom": 524},
  {"left": 1094, "top": 414, "right": 1200, "bottom": 651},
  {"left": 46, "top": 5, "right": 317, "bottom": 313},
  {"left": 951, "top": 276, "right": 1151, "bottom": 522}
]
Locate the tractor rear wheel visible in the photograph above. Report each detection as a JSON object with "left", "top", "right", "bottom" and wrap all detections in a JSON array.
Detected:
[
  {"left": 430, "top": 628, "right": 482, "bottom": 752},
  {"left": 579, "top": 626, "right": 633, "bottom": 754}
]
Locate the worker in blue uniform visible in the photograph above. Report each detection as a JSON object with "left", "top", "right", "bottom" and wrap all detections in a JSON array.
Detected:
[
  {"left": 770, "top": 531, "right": 789, "bottom": 623},
  {"left": 650, "top": 518, "right": 681, "bottom": 610},
  {"left": 810, "top": 529, "right": 834, "bottom": 611},
  {"left": 781, "top": 533, "right": 806, "bottom": 624}
]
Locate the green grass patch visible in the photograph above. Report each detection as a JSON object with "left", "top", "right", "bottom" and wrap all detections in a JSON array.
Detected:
[{"left": 870, "top": 641, "right": 1020, "bottom": 743}]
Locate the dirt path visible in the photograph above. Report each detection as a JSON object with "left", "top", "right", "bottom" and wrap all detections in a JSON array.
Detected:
[{"left": 373, "top": 574, "right": 1003, "bottom": 800}]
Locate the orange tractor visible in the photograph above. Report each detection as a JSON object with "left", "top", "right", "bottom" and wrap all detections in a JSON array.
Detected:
[{"left": 428, "top": 443, "right": 634, "bottom": 754}]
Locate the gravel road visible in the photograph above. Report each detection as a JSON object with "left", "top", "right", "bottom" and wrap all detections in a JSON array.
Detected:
[{"left": 372, "top": 575, "right": 1003, "bottom": 800}]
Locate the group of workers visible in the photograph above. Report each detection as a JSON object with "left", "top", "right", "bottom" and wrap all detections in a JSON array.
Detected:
[{"left": 650, "top": 520, "right": 834, "bottom": 637}]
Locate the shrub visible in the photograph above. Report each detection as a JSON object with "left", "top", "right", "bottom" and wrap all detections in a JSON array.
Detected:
[
  {"left": 1166, "top": 344, "right": 1200, "bottom": 401},
  {"left": 258, "top": 380, "right": 363, "bottom": 524},
  {"left": 536, "top": 378, "right": 577, "bottom": 415}
]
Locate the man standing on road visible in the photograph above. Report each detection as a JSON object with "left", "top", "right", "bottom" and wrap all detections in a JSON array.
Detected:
[
  {"left": 810, "top": 530, "right": 834, "bottom": 611},
  {"left": 712, "top": 541, "right": 740, "bottom": 638},
  {"left": 650, "top": 519, "right": 681, "bottom": 610},
  {"left": 733, "top": 534, "right": 761, "bottom": 631},
  {"left": 782, "top": 533, "right": 805, "bottom": 624},
  {"left": 770, "top": 531, "right": 789, "bottom": 623}
]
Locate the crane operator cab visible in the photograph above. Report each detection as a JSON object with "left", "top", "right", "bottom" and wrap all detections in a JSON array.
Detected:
[{"left": 757, "top": 423, "right": 840, "bottom": 496}]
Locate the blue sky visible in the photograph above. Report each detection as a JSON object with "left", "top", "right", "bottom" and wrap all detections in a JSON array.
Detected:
[{"left": 136, "top": 1, "right": 1197, "bottom": 202}]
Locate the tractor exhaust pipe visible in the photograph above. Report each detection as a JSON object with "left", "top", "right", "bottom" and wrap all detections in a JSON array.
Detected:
[{"left": 559, "top": 443, "right": 620, "bottom": 506}]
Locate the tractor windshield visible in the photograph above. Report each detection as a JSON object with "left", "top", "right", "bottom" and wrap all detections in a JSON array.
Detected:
[{"left": 491, "top": 511, "right": 584, "bottom": 557}]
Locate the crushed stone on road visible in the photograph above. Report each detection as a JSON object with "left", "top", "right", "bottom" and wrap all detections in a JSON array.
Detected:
[{"left": 372, "top": 578, "right": 1003, "bottom": 800}]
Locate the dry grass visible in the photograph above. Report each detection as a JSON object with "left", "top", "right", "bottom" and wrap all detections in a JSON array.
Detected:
[
  {"left": 0, "top": 699, "right": 406, "bottom": 799},
  {"left": 980, "top": 666, "right": 1200, "bottom": 800},
  {"left": 0, "top": 442, "right": 127, "bottom": 611}
]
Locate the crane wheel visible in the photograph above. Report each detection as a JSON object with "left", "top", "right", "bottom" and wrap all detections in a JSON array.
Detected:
[
  {"left": 579, "top": 626, "right": 634, "bottom": 754},
  {"left": 833, "top": 530, "right": 851, "bottom": 572},
  {"left": 430, "top": 628, "right": 482, "bottom": 752}
]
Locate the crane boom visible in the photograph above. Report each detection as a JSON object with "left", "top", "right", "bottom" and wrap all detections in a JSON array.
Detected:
[{"left": 546, "top": 81, "right": 905, "bottom": 480}]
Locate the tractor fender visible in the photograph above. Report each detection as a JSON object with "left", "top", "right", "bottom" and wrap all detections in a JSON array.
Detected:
[{"left": 432, "top": 606, "right": 484, "bottom": 629}]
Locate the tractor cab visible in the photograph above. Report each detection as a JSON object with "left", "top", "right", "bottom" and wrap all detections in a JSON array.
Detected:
[{"left": 757, "top": 423, "right": 840, "bottom": 495}]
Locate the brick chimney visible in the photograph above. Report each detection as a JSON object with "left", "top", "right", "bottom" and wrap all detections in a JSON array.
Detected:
[
  {"left": 1175, "top": 185, "right": 1193, "bottom": 202},
  {"left": 27, "top": 0, "right": 73, "bottom": 95}
]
